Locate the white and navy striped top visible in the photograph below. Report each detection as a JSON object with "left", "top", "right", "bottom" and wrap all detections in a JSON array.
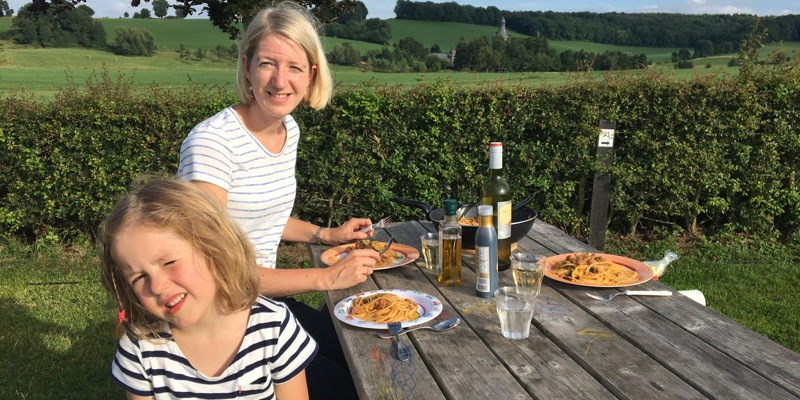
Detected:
[
  {"left": 111, "top": 296, "right": 318, "bottom": 399},
  {"left": 178, "top": 106, "right": 299, "bottom": 268}
]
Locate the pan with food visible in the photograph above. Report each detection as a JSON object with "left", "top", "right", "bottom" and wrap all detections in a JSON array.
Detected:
[{"left": 390, "top": 197, "right": 538, "bottom": 249}]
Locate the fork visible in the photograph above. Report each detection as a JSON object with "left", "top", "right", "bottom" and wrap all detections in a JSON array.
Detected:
[
  {"left": 388, "top": 322, "right": 411, "bottom": 361},
  {"left": 586, "top": 290, "right": 673, "bottom": 301},
  {"left": 376, "top": 236, "right": 396, "bottom": 255},
  {"left": 358, "top": 216, "right": 391, "bottom": 233}
]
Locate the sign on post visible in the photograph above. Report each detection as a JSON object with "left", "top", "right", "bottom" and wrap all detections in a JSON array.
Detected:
[{"left": 588, "top": 120, "right": 616, "bottom": 250}]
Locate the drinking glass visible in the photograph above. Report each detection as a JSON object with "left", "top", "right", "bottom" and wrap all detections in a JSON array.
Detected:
[
  {"left": 494, "top": 286, "right": 536, "bottom": 339},
  {"left": 510, "top": 253, "right": 544, "bottom": 296},
  {"left": 420, "top": 232, "right": 440, "bottom": 272}
]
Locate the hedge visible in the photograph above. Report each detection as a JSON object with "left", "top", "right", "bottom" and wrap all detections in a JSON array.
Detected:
[{"left": 1, "top": 66, "right": 799, "bottom": 242}]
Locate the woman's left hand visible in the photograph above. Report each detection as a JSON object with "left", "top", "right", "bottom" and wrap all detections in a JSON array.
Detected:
[{"left": 323, "top": 218, "right": 372, "bottom": 244}]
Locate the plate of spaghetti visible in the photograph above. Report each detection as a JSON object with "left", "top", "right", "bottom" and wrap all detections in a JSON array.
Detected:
[
  {"left": 333, "top": 289, "right": 443, "bottom": 329},
  {"left": 544, "top": 252, "right": 653, "bottom": 287},
  {"left": 320, "top": 240, "right": 419, "bottom": 270}
]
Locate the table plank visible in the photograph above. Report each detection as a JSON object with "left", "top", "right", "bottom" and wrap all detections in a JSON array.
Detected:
[
  {"left": 308, "top": 219, "right": 800, "bottom": 400},
  {"left": 458, "top": 258, "right": 706, "bottom": 399}
]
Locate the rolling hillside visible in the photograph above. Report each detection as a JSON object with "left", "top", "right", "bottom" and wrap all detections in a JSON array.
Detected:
[{"left": 2, "top": 15, "right": 797, "bottom": 97}]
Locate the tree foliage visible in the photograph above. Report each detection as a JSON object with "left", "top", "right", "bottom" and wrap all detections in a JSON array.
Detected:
[
  {"left": 11, "top": 3, "right": 105, "bottom": 48},
  {"left": 328, "top": 42, "right": 361, "bottom": 66},
  {"left": 130, "top": 0, "right": 358, "bottom": 39},
  {"left": 0, "top": 0, "right": 12, "bottom": 16},
  {"left": 324, "top": 16, "right": 391, "bottom": 45},
  {"left": 112, "top": 26, "right": 156, "bottom": 56},
  {"left": 152, "top": 0, "right": 168, "bottom": 18},
  {"left": 394, "top": 0, "right": 800, "bottom": 57}
]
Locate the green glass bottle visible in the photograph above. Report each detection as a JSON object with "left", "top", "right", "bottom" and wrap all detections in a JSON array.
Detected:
[{"left": 481, "top": 142, "right": 512, "bottom": 271}]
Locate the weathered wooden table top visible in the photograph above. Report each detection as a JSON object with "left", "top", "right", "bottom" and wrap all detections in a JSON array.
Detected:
[{"left": 307, "top": 220, "right": 800, "bottom": 399}]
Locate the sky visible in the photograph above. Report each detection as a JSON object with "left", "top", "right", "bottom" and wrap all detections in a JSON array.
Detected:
[{"left": 5, "top": 0, "right": 798, "bottom": 19}]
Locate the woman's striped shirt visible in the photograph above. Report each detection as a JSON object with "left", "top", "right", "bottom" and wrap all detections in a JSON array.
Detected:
[{"left": 178, "top": 106, "right": 299, "bottom": 268}]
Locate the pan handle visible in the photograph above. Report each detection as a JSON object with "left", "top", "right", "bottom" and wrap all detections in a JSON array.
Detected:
[
  {"left": 390, "top": 197, "right": 435, "bottom": 221},
  {"left": 512, "top": 194, "right": 536, "bottom": 211}
]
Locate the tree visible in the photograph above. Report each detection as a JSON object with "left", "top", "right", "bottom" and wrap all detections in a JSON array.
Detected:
[
  {"left": 113, "top": 26, "right": 156, "bottom": 56},
  {"left": 397, "top": 36, "right": 427, "bottom": 60},
  {"left": 11, "top": 3, "right": 106, "bottom": 48},
  {"left": 152, "top": 0, "right": 168, "bottom": 18},
  {"left": 130, "top": 0, "right": 359, "bottom": 39},
  {"left": 0, "top": 0, "right": 12, "bottom": 16},
  {"left": 76, "top": 4, "right": 92, "bottom": 15},
  {"left": 329, "top": 42, "right": 361, "bottom": 66}
]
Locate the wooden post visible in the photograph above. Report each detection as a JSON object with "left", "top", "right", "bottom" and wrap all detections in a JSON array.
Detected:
[{"left": 588, "top": 120, "right": 616, "bottom": 250}]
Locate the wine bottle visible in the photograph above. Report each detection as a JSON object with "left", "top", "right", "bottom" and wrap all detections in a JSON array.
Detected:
[
  {"left": 438, "top": 199, "right": 462, "bottom": 286},
  {"left": 475, "top": 205, "right": 498, "bottom": 298},
  {"left": 481, "top": 142, "right": 512, "bottom": 271}
]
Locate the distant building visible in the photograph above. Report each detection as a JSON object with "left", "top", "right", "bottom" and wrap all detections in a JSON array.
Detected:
[
  {"left": 495, "top": 17, "right": 508, "bottom": 40},
  {"left": 433, "top": 47, "right": 456, "bottom": 66}
]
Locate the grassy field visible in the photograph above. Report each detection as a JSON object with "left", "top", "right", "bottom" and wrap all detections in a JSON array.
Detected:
[{"left": 6, "top": 15, "right": 792, "bottom": 99}]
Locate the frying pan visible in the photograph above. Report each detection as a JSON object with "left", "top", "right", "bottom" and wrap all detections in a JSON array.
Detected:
[{"left": 390, "top": 196, "right": 538, "bottom": 249}]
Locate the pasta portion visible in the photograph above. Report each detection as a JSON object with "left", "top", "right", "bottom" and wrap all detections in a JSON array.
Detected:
[
  {"left": 458, "top": 216, "right": 479, "bottom": 226},
  {"left": 348, "top": 293, "right": 420, "bottom": 323},
  {"left": 550, "top": 253, "right": 639, "bottom": 285},
  {"left": 350, "top": 239, "right": 403, "bottom": 267}
]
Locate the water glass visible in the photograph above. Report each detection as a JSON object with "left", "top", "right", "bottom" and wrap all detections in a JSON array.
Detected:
[
  {"left": 510, "top": 253, "right": 544, "bottom": 296},
  {"left": 420, "top": 232, "right": 440, "bottom": 272},
  {"left": 494, "top": 286, "right": 537, "bottom": 339}
]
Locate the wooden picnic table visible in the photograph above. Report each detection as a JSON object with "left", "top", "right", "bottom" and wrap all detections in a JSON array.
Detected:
[{"left": 306, "top": 220, "right": 800, "bottom": 399}]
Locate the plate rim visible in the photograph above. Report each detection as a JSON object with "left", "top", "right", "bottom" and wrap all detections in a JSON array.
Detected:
[
  {"left": 333, "top": 289, "right": 443, "bottom": 329},
  {"left": 543, "top": 252, "right": 653, "bottom": 288},
  {"left": 320, "top": 242, "right": 420, "bottom": 270}
]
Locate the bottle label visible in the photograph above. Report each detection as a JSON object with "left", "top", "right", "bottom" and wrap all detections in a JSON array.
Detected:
[
  {"left": 476, "top": 246, "right": 490, "bottom": 293},
  {"left": 497, "top": 200, "right": 512, "bottom": 239}
]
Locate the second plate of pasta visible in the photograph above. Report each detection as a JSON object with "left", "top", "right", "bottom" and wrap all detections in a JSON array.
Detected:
[
  {"left": 321, "top": 242, "right": 419, "bottom": 270},
  {"left": 543, "top": 252, "right": 653, "bottom": 287},
  {"left": 333, "top": 289, "right": 443, "bottom": 329}
]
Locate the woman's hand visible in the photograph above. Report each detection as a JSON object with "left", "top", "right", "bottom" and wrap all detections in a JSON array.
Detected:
[
  {"left": 325, "top": 249, "right": 379, "bottom": 290},
  {"left": 322, "top": 217, "right": 373, "bottom": 245}
]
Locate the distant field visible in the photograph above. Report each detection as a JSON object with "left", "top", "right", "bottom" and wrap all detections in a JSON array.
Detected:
[{"left": 1, "top": 16, "right": 797, "bottom": 98}]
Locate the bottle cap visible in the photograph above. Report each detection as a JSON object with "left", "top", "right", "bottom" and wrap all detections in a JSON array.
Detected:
[
  {"left": 489, "top": 142, "right": 503, "bottom": 169},
  {"left": 478, "top": 205, "right": 493, "bottom": 216},
  {"left": 444, "top": 199, "right": 458, "bottom": 216}
]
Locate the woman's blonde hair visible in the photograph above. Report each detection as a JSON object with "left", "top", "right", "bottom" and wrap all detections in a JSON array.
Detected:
[
  {"left": 97, "top": 176, "right": 260, "bottom": 340},
  {"left": 235, "top": 2, "right": 333, "bottom": 110}
]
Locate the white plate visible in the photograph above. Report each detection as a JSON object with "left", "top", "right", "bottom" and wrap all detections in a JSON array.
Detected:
[{"left": 333, "top": 289, "right": 443, "bottom": 329}]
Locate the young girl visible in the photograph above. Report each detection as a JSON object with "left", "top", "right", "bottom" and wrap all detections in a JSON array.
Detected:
[{"left": 98, "top": 177, "right": 316, "bottom": 399}]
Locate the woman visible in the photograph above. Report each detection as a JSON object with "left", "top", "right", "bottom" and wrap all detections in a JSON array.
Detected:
[{"left": 178, "top": 3, "right": 375, "bottom": 398}]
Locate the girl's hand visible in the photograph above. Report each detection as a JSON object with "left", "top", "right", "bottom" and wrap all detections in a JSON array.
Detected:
[
  {"left": 326, "top": 249, "right": 379, "bottom": 290},
  {"left": 323, "top": 218, "right": 373, "bottom": 245}
]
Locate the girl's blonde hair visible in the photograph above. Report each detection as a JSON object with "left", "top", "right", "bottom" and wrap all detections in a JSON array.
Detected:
[
  {"left": 235, "top": 2, "right": 333, "bottom": 110},
  {"left": 97, "top": 176, "right": 260, "bottom": 340}
]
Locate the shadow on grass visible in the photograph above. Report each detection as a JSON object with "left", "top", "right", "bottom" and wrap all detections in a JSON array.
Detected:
[{"left": 0, "top": 295, "right": 122, "bottom": 400}]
